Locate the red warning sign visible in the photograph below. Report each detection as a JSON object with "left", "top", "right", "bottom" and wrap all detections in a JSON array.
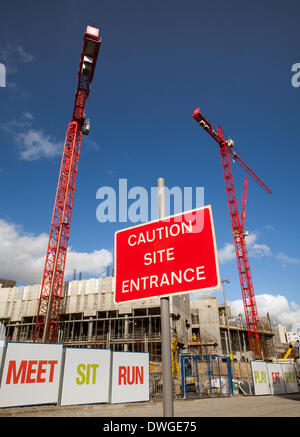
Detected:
[{"left": 114, "top": 205, "right": 221, "bottom": 303}]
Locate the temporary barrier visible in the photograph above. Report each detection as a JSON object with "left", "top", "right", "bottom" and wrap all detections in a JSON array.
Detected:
[
  {"left": 267, "top": 362, "right": 286, "bottom": 395},
  {"left": 282, "top": 363, "right": 298, "bottom": 393},
  {"left": 180, "top": 355, "right": 233, "bottom": 398},
  {"left": 59, "top": 347, "right": 111, "bottom": 406},
  {"left": 0, "top": 341, "right": 5, "bottom": 364},
  {"left": 251, "top": 361, "right": 299, "bottom": 396},
  {"left": 0, "top": 343, "right": 152, "bottom": 408},
  {"left": 0, "top": 341, "right": 6, "bottom": 383},
  {"left": 110, "top": 351, "right": 149, "bottom": 404},
  {"left": 231, "top": 361, "right": 253, "bottom": 395},
  {"left": 251, "top": 361, "right": 270, "bottom": 395},
  {"left": 0, "top": 342, "right": 63, "bottom": 408}
]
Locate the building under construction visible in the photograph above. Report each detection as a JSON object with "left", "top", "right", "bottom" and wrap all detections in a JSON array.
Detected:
[
  {"left": 0, "top": 276, "right": 279, "bottom": 362},
  {"left": 189, "top": 297, "right": 275, "bottom": 361},
  {"left": 0, "top": 278, "right": 16, "bottom": 289},
  {"left": 0, "top": 277, "right": 190, "bottom": 361}
]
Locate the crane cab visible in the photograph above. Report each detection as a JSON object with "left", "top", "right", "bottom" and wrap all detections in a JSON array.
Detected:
[{"left": 82, "top": 118, "right": 90, "bottom": 135}]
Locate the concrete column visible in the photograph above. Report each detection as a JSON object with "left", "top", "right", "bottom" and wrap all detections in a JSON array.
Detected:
[
  {"left": 124, "top": 314, "right": 129, "bottom": 352},
  {"left": 12, "top": 322, "right": 19, "bottom": 342},
  {"left": 88, "top": 317, "right": 93, "bottom": 348}
]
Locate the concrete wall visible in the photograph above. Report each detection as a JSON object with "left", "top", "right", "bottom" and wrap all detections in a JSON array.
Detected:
[
  {"left": 0, "top": 284, "right": 40, "bottom": 321},
  {"left": 190, "top": 297, "right": 222, "bottom": 354}
]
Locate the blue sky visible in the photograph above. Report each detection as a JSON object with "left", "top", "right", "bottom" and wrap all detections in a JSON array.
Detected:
[{"left": 0, "top": 0, "right": 300, "bottom": 329}]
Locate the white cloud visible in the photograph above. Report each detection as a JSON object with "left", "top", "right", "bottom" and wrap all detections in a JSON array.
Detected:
[
  {"left": 0, "top": 219, "right": 112, "bottom": 285},
  {"left": 85, "top": 139, "right": 100, "bottom": 151},
  {"left": 1, "top": 112, "right": 96, "bottom": 161},
  {"left": 229, "top": 294, "right": 300, "bottom": 332},
  {"left": 16, "top": 129, "right": 63, "bottom": 161},
  {"left": 0, "top": 118, "right": 31, "bottom": 134},
  {"left": 1, "top": 113, "right": 63, "bottom": 161},
  {"left": 264, "top": 224, "right": 276, "bottom": 233},
  {"left": 276, "top": 252, "right": 300, "bottom": 267},
  {"left": 21, "top": 112, "right": 34, "bottom": 121},
  {"left": 218, "top": 242, "right": 235, "bottom": 263},
  {"left": 0, "top": 43, "right": 34, "bottom": 74},
  {"left": 218, "top": 232, "right": 272, "bottom": 264}
]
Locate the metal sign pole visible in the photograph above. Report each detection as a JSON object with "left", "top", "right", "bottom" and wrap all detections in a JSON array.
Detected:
[{"left": 157, "top": 177, "right": 174, "bottom": 417}]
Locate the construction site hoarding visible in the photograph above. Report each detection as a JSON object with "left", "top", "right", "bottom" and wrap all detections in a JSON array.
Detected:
[
  {"left": 251, "top": 361, "right": 298, "bottom": 396},
  {"left": 59, "top": 347, "right": 111, "bottom": 406},
  {"left": 114, "top": 206, "right": 221, "bottom": 303},
  {"left": 251, "top": 361, "right": 270, "bottom": 395},
  {"left": 0, "top": 342, "right": 63, "bottom": 408},
  {"left": 267, "top": 362, "right": 286, "bottom": 395},
  {"left": 281, "top": 363, "right": 299, "bottom": 393},
  {"left": 0, "top": 341, "right": 5, "bottom": 378},
  {"left": 110, "top": 351, "right": 149, "bottom": 404}
]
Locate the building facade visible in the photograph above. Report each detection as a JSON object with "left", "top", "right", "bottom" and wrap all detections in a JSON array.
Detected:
[
  {"left": 189, "top": 296, "right": 276, "bottom": 361},
  {"left": 0, "top": 277, "right": 191, "bottom": 362},
  {"left": 0, "top": 278, "right": 16, "bottom": 288},
  {"left": 0, "top": 277, "right": 283, "bottom": 362}
]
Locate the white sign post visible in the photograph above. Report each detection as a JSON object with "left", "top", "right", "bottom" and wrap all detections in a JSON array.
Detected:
[
  {"left": 60, "top": 348, "right": 111, "bottom": 406},
  {"left": 110, "top": 352, "right": 149, "bottom": 404},
  {"left": 0, "top": 342, "right": 63, "bottom": 408}
]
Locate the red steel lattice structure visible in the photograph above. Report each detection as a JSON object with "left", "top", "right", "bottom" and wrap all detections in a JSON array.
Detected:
[
  {"left": 33, "top": 26, "right": 101, "bottom": 343},
  {"left": 192, "top": 108, "right": 271, "bottom": 359}
]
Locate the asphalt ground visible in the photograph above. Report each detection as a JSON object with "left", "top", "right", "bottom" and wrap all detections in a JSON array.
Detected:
[{"left": 0, "top": 393, "right": 299, "bottom": 417}]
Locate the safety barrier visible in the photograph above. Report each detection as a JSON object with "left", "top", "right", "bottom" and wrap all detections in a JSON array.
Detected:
[
  {"left": 251, "top": 360, "right": 299, "bottom": 395},
  {"left": 180, "top": 354, "right": 233, "bottom": 398},
  {"left": 231, "top": 361, "right": 254, "bottom": 395},
  {"left": 0, "top": 341, "right": 149, "bottom": 408}
]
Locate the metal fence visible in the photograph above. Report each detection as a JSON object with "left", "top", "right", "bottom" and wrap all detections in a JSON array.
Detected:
[
  {"left": 150, "top": 371, "right": 182, "bottom": 399},
  {"left": 180, "top": 354, "right": 233, "bottom": 398},
  {"left": 150, "top": 372, "right": 163, "bottom": 399},
  {"left": 230, "top": 361, "right": 254, "bottom": 395},
  {"left": 150, "top": 356, "right": 254, "bottom": 400}
]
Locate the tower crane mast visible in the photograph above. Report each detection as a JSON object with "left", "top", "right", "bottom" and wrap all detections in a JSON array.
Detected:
[
  {"left": 33, "top": 26, "right": 101, "bottom": 343},
  {"left": 192, "top": 108, "right": 271, "bottom": 359}
]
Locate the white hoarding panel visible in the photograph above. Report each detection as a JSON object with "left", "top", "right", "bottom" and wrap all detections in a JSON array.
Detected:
[
  {"left": 110, "top": 352, "right": 149, "bottom": 404},
  {"left": 267, "top": 363, "right": 286, "bottom": 395},
  {"left": 60, "top": 348, "right": 111, "bottom": 406},
  {"left": 251, "top": 361, "right": 271, "bottom": 395},
  {"left": 0, "top": 342, "right": 63, "bottom": 408},
  {"left": 0, "top": 344, "right": 5, "bottom": 374},
  {"left": 281, "top": 363, "right": 299, "bottom": 393}
]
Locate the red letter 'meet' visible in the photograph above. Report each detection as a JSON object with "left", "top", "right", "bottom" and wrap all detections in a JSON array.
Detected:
[{"left": 6, "top": 360, "right": 27, "bottom": 384}]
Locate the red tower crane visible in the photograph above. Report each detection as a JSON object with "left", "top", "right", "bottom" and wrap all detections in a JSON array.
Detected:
[
  {"left": 33, "top": 26, "right": 101, "bottom": 343},
  {"left": 192, "top": 108, "right": 271, "bottom": 359}
]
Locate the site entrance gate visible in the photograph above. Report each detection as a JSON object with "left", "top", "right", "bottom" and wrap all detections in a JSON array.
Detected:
[{"left": 180, "top": 355, "right": 233, "bottom": 398}]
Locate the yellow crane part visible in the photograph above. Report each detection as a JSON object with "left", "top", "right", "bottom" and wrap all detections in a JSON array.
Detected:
[
  {"left": 283, "top": 338, "right": 300, "bottom": 359},
  {"left": 171, "top": 328, "right": 180, "bottom": 378}
]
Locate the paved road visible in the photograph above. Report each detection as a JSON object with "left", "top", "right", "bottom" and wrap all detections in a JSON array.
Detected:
[{"left": 0, "top": 394, "right": 299, "bottom": 417}]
